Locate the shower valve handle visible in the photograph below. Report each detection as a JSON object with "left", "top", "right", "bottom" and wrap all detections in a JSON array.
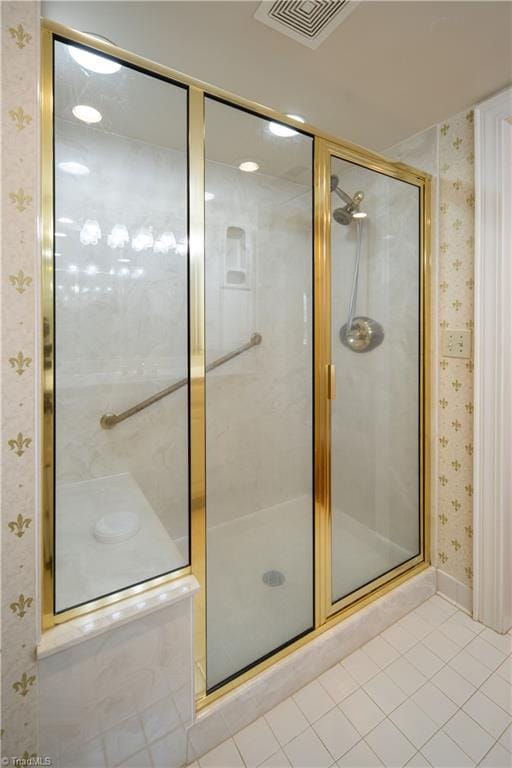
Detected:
[{"left": 327, "top": 364, "right": 336, "bottom": 400}]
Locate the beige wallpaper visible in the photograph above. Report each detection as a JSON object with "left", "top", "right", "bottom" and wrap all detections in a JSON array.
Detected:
[
  {"left": 1, "top": 1, "right": 40, "bottom": 760},
  {"left": 437, "top": 110, "right": 475, "bottom": 588}
]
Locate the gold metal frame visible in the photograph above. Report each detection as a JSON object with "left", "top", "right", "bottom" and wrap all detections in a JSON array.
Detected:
[{"left": 40, "top": 18, "right": 431, "bottom": 707}]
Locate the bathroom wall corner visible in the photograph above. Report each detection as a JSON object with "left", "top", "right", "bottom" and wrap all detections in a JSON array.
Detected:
[
  {"left": 388, "top": 111, "right": 476, "bottom": 606},
  {"left": 436, "top": 567, "right": 473, "bottom": 613}
]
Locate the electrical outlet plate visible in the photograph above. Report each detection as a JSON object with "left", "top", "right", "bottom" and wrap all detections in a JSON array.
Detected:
[{"left": 442, "top": 329, "right": 472, "bottom": 359}]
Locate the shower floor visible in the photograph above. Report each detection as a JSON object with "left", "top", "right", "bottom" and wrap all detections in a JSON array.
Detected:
[{"left": 207, "top": 495, "right": 415, "bottom": 690}]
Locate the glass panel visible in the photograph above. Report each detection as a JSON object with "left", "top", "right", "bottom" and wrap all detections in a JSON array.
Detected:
[
  {"left": 330, "top": 157, "right": 420, "bottom": 604},
  {"left": 53, "top": 40, "right": 189, "bottom": 612},
  {"left": 204, "top": 99, "right": 314, "bottom": 690}
]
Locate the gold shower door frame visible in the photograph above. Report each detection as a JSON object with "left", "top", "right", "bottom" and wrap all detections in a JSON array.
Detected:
[{"left": 40, "top": 20, "right": 431, "bottom": 709}]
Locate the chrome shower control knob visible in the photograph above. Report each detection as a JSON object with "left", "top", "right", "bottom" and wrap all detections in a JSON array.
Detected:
[{"left": 340, "top": 316, "right": 385, "bottom": 353}]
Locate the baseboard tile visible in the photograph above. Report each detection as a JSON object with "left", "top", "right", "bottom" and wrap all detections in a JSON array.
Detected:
[{"left": 436, "top": 568, "right": 473, "bottom": 613}]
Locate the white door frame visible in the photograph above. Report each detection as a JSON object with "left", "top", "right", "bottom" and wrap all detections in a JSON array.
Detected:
[{"left": 473, "top": 86, "right": 512, "bottom": 633}]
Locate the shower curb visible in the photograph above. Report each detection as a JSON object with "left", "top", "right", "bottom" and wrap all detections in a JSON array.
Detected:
[{"left": 186, "top": 565, "right": 436, "bottom": 762}]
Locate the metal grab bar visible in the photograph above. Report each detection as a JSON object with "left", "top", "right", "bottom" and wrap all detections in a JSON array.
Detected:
[{"left": 100, "top": 332, "right": 262, "bottom": 430}]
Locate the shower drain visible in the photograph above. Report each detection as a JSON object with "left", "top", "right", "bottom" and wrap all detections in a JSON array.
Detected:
[{"left": 262, "top": 570, "right": 286, "bottom": 587}]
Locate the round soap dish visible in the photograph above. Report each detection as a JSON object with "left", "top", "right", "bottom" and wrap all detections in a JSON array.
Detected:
[{"left": 94, "top": 510, "right": 140, "bottom": 544}]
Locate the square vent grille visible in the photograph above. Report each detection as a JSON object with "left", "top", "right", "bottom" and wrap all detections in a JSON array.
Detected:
[{"left": 254, "top": 1, "right": 358, "bottom": 49}]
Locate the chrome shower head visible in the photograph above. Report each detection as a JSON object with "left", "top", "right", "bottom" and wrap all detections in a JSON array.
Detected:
[
  {"left": 330, "top": 177, "right": 365, "bottom": 225},
  {"left": 333, "top": 207, "right": 353, "bottom": 226}
]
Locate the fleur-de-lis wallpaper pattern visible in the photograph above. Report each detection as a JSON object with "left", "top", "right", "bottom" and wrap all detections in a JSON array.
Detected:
[
  {"left": 437, "top": 110, "right": 475, "bottom": 588},
  {"left": 0, "top": 2, "right": 477, "bottom": 756},
  {"left": 1, "top": 2, "right": 39, "bottom": 759}
]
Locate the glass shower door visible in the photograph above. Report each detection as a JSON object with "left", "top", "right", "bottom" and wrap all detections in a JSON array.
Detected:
[
  {"left": 204, "top": 98, "right": 314, "bottom": 691},
  {"left": 329, "top": 154, "right": 422, "bottom": 608}
]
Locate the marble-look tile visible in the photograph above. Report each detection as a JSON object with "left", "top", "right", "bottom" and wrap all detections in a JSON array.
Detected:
[
  {"left": 38, "top": 593, "right": 195, "bottom": 766},
  {"left": 150, "top": 725, "right": 188, "bottom": 768},
  {"left": 103, "top": 714, "right": 146, "bottom": 767}
]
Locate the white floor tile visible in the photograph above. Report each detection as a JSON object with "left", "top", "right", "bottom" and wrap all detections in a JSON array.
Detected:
[
  {"left": 481, "top": 673, "right": 512, "bottom": 715},
  {"left": 396, "top": 612, "right": 433, "bottom": 642},
  {"left": 497, "top": 657, "right": 512, "bottom": 685},
  {"left": 385, "top": 657, "right": 427, "bottom": 696},
  {"left": 422, "top": 629, "right": 460, "bottom": 662},
  {"left": 465, "top": 636, "right": 507, "bottom": 671},
  {"left": 481, "top": 628, "right": 512, "bottom": 656},
  {"left": 313, "top": 707, "right": 360, "bottom": 760},
  {"left": 339, "top": 689, "right": 385, "bottom": 736},
  {"left": 265, "top": 698, "right": 309, "bottom": 747},
  {"left": 463, "top": 691, "right": 512, "bottom": 739},
  {"left": 390, "top": 700, "right": 438, "bottom": 749},
  {"left": 499, "top": 723, "right": 512, "bottom": 752},
  {"left": 479, "top": 742, "right": 512, "bottom": 768},
  {"left": 431, "top": 665, "right": 476, "bottom": 706},
  {"left": 415, "top": 597, "right": 457, "bottom": 628},
  {"left": 443, "top": 710, "right": 494, "bottom": 762},
  {"left": 441, "top": 611, "right": 484, "bottom": 636},
  {"left": 449, "top": 648, "right": 493, "bottom": 687},
  {"left": 234, "top": 717, "right": 280, "bottom": 768},
  {"left": 365, "top": 719, "right": 416, "bottom": 768},
  {"left": 284, "top": 728, "right": 333, "bottom": 768},
  {"left": 439, "top": 618, "right": 477, "bottom": 649},
  {"left": 363, "top": 671, "right": 408, "bottom": 715},
  {"left": 381, "top": 623, "right": 418, "bottom": 654},
  {"left": 193, "top": 597, "right": 512, "bottom": 768},
  {"left": 411, "top": 682, "right": 458, "bottom": 727},
  {"left": 342, "top": 649, "right": 380, "bottom": 686},
  {"left": 293, "top": 680, "right": 335, "bottom": 724},
  {"left": 337, "top": 741, "right": 383, "bottom": 767},
  {"left": 413, "top": 604, "right": 443, "bottom": 629},
  {"left": 318, "top": 664, "right": 359, "bottom": 703},
  {"left": 428, "top": 595, "right": 459, "bottom": 617},
  {"left": 199, "top": 739, "right": 244, "bottom": 768},
  {"left": 421, "top": 732, "right": 474, "bottom": 768},
  {"left": 258, "top": 749, "right": 291, "bottom": 768},
  {"left": 405, "top": 643, "right": 445, "bottom": 679},
  {"left": 362, "top": 636, "right": 400, "bottom": 669}
]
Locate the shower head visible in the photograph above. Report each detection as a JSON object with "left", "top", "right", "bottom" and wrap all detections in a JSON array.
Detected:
[
  {"left": 330, "top": 177, "right": 365, "bottom": 224},
  {"left": 332, "top": 189, "right": 365, "bottom": 226},
  {"left": 333, "top": 207, "right": 353, "bottom": 226}
]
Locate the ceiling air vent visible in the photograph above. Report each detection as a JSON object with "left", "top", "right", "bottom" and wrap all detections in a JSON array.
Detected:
[{"left": 254, "top": 0, "right": 358, "bottom": 50}]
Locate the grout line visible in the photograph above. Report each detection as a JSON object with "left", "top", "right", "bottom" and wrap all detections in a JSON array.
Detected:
[{"left": 194, "top": 600, "right": 511, "bottom": 768}]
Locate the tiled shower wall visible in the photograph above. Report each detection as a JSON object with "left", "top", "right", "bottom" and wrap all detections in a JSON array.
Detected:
[
  {"left": 1, "top": 1, "right": 40, "bottom": 759},
  {"left": 0, "top": 6, "right": 476, "bottom": 758}
]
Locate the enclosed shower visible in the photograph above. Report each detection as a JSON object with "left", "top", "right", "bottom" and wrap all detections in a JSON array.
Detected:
[{"left": 42, "top": 23, "right": 429, "bottom": 705}]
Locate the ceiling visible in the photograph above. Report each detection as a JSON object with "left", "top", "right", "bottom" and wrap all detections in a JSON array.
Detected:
[{"left": 43, "top": 0, "right": 512, "bottom": 151}]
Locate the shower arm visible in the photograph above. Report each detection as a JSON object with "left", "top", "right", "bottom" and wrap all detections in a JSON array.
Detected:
[
  {"left": 333, "top": 186, "right": 355, "bottom": 207},
  {"left": 100, "top": 332, "right": 262, "bottom": 429},
  {"left": 347, "top": 219, "right": 363, "bottom": 331}
]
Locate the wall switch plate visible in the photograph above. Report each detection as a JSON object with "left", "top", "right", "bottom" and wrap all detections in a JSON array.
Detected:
[{"left": 442, "top": 329, "right": 472, "bottom": 359}]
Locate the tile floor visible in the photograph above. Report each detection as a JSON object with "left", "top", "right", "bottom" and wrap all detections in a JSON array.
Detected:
[{"left": 190, "top": 595, "right": 512, "bottom": 768}]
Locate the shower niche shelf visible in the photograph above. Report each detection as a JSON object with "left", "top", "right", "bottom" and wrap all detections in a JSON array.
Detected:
[{"left": 223, "top": 225, "right": 250, "bottom": 290}]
